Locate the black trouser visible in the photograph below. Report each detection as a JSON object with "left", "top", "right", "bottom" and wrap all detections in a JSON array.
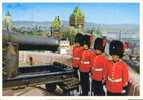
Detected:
[
  {"left": 107, "top": 91, "right": 122, "bottom": 96},
  {"left": 80, "top": 72, "right": 90, "bottom": 96},
  {"left": 107, "top": 85, "right": 129, "bottom": 96},
  {"left": 73, "top": 67, "right": 79, "bottom": 78},
  {"left": 73, "top": 67, "right": 79, "bottom": 92},
  {"left": 92, "top": 80, "right": 105, "bottom": 96},
  {"left": 123, "top": 85, "right": 129, "bottom": 96}
]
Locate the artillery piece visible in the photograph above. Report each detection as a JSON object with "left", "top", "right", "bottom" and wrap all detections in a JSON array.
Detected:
[{"left": 3, "top": 31, "right": 79, "bottom": 95}]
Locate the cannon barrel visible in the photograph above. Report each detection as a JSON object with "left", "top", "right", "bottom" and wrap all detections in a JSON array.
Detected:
[
  {"left": 3, "top": 30, "right": 59, "bottom": 79},
  {"left": 3, "top": 30, "right": 59, "bottom": 51}
]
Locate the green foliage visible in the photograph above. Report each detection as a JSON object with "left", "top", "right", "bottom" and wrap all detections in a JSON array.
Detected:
[
  {"left": 92, "top": 27, "right": 102, "bottom": 38},
  {"left": 23, "top": 32, "right": 42, "bottom": 36},
  {"left": 62, "top": 32, "right": 75, "bottom": 45}
]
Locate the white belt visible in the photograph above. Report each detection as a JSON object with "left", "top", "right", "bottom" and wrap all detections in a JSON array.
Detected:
[
  {"left": 81, "top": 61, "right": 90, "bottom": 64},
  {"left": 92, "top": 68, "right": 103, "bottom": 71},
  {"left": 108, "top": 77, "right": 122, "bottom": 83},
  {"left": 73, "top": 57, "right": 80, "bottom": 60}
]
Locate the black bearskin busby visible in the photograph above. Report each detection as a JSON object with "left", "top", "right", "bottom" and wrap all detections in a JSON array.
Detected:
[
  {"left": 83, "top": 35, "right": 91, "bottom": 48},
  {"left": 94, "top": 38, "right": 105, "bottom": 52},
  {"left": 75, "top": 33, "right": 83, "bottom": 46},
  {"left": 109, "top": 40, "right": 124, "bottom": 58}
]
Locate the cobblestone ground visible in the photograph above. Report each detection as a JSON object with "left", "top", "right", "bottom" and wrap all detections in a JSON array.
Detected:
[
  {"left": 3, "top": 85, "right": 57, "bottom": 96},
  {"left": 3, "top": 66, "right": 139, "bottom": 96}
]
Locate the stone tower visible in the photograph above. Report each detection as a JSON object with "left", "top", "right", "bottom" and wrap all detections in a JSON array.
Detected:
[
  {"left": 3, "top": 11, "right": 13, "bottom": 31},
  {"left": 69, "top": 6, "right": 84, "bottom": 33},
  {"left": 51, "top": 16, "right": 62, "bottom": 38}
]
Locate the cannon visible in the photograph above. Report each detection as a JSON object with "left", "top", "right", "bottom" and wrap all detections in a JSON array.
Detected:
[
  {"left": 3, "top": 30, "right": 59, "bottom": 51},
  {"left": 3, "top": 31, "right": 79, "bottom": 95},
  {"left": 3, "top": 30, "right": 59, "bottom": 79}
]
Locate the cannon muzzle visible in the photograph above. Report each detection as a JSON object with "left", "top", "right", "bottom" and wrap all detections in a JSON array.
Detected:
[{"left": 3, "top": 30, "right": 59, "bottom": 51}]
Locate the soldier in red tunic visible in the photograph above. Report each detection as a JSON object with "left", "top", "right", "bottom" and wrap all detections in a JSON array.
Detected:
[
  {"left": 106, "top": 40, "right": 129, "bottom": 96},
  {"left": 79, "top": 34, "right": 95, "bottom": 96},
  {"left": 72, "top": 33, "right": 84, "bottom": 78},
  {"left": 91, "top": 38, "right": 107, "bottom": 96}
]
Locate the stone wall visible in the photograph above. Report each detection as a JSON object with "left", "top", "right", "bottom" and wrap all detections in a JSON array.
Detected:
[{"left": 19, "top": 51, "right": 72, "bottom": 67}]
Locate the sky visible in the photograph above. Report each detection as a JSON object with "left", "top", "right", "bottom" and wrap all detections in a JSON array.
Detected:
[{"left": 2, "top": 3, "right": 139, "bottom": 24}]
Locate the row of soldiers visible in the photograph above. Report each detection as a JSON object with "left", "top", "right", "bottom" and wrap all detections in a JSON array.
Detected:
[{"left": 72, "top": 33, "right": 129, "bottom": 96}]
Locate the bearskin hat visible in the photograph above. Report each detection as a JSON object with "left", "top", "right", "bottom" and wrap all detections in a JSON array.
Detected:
[
  {"left": 109, "top": 40, "right": 124, "bottom": 58},
  {"left": 75, "top": 33, "right": 83, "bottom": 46},
  {"left": 94, "top": 38, "right": 105, "bottom": 52},
  {"left": 83, "top": 35, "right": 91, "bottom": 48}
]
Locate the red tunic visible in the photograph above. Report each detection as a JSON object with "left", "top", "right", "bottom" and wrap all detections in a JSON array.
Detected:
[
  {"left": 72, "top": 46, "right": 84, "bottom": 68},
  {"left": 91, "top": 54, "right": 108, "bottom": 81},
  {"left": 79, "top": 49, "right": 95, "bottom": 72},
  {"left": 106, "top": 60, "right": 128, "bottom": 93}
]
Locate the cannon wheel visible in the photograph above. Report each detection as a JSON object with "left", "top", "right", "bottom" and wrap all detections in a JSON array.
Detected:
[{"left": 45, "top": 84, "right": 56, "bottom": 92}]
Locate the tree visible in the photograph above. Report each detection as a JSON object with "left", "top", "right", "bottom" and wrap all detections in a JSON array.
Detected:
[
  {"left": 62, "top": 31, "right": 75, "bottom": 45},
  {"left": 92, "top": 27, "right": 102, "bottom": 38},
  {"left": 61, "top": 26, "right": 76, "bottom": 44}
]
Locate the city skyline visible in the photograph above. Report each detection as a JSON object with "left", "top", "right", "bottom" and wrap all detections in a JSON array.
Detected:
[{"left": 3, "top": 3, "right": 139, "bottom": 25}]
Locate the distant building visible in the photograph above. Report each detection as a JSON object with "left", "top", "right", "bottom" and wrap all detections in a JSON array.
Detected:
[
  {"left": 3, "top": 11, "right": 13, "bottom": 31},
  {"left": 51, "top": 16, "right": 62, "bottom": 38},
  {"left": 69, "top": 6, "right": 85, "bottom": 33},
  {"left": 59, "top": 39, "right": 70, "bottom": 55}
]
